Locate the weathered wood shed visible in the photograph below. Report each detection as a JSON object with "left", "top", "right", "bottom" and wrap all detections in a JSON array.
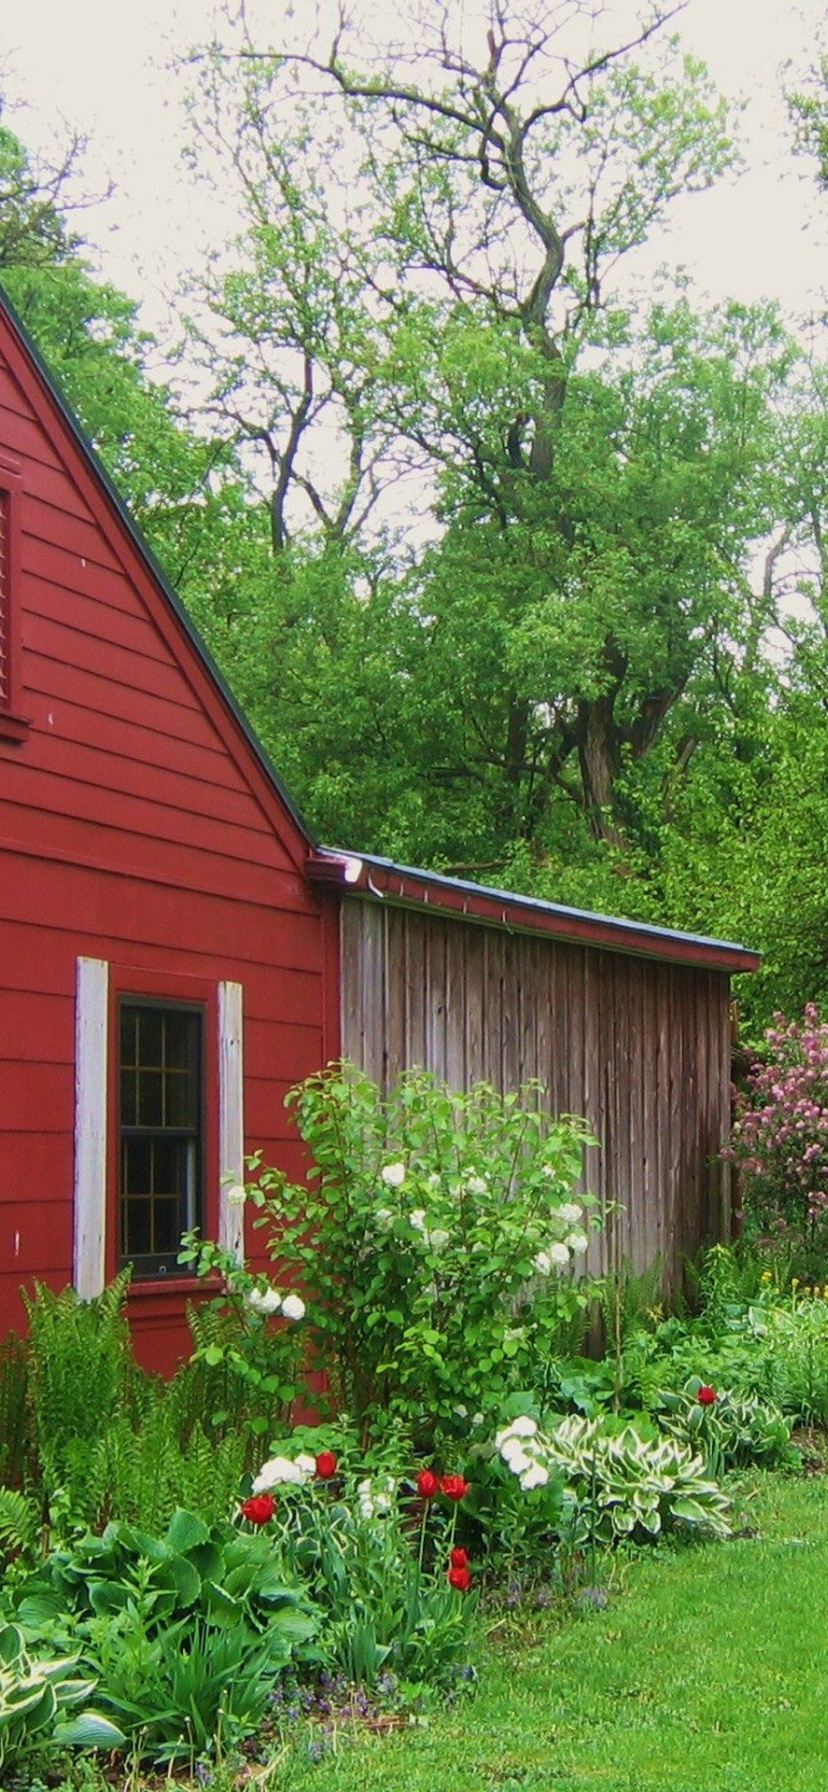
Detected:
[
  {"left": 310, "top": 853, "right": 760, "bottom": 1293},
  {"left": 0, "top": 278, "right": 760, "bottom": 1369}
]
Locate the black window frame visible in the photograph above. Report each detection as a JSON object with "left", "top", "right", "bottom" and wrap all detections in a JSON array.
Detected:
[{"left": 117, "top": 996, "right": 205, "bottom": 1279}]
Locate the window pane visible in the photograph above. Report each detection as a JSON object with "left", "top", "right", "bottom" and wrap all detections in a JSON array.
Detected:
[
  {"left": 164, "top": 1011, "right": 195, "bottom": 1072},
  {"left": 122, "top": 1197, "right": 151, "bottom": 1258},
  {"left": 137, "top": 1007, "right": 163, "bottom": 1068},
  {"left": 152, "top": 1198, "right": 179, "bottom": 1255},
  {"left": 152, "top": 1136, "right": 181, "bottom": 1194},
  {"left": 120, "top": 1068, "right": 137, "bottom": 1128},
  {"left": 122, "top": 1136, "right": 152, "bottom": 1196},
  {"left": 136, "top": 1069, "right": 163, "bottom": 1128},
  {"left": 118, "top": 1000, "right": 204, "bottom": 1278},
  {"left": 165, "top": 1067, "right": 196, "bottom": 1128}
]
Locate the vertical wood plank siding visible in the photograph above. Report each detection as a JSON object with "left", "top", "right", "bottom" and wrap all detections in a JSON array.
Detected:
[{"left": 341, "top": 899, "right": 732, "bottom": 1290}]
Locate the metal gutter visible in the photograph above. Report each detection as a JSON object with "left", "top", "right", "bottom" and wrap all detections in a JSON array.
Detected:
[{"left": 308, "top": 849, "right": 761, "bottom": 973}]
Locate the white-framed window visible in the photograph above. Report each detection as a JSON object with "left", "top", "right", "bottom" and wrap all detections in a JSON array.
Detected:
[{"left": 73, "top": 958, "right": 244, "bottom": 1298}]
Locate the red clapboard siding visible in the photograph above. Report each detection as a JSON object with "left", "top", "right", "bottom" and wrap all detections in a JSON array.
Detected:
[
  {"left": 0, "top": 362, "right": 37, "bottom": 422},
  {"left": 28, "top": 586, "right": 186, "bottom": 670},
  {"left": 27, "top": 730, "right": 275, "bottom": 835},
  {"left": 1, "top": 1133, "right": 74, "bottom": 1199},
  {"left": 0, "top": 1063, "right": 73, "bottom": 1132},
  {"left": 0, "top": 855, "right": 324, "bottom": 963},
  {"left": 45, "top": 693, "right": 247, "bottom": 792},
  {"left": 245, "top": 1018, "right": 329, "bottom": 1083},
  {"left": 0, "top": 988, "right": 73, "bottom": 1063},
  {"left": 25, "top": 537, "right": 150, "bottom": 614},
  {"left": 24, "top": 650, "right": 234, "bottom": 749},
  {"left": 0, "top": 1203, "right": 72, "bottom": 1273},
  {"left": 28, "top": 612, "right": 205, "bottom": 709},
  {"left": 0, "top": 796, "right": 296, "bottom": 903},
  {"left": 25, "top": 493, "right": 122, "bottom": 569}
]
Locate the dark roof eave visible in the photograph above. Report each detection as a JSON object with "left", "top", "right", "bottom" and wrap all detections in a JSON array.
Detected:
[{"left": 307, "top": 848, "right": 762, "bottom": 973}]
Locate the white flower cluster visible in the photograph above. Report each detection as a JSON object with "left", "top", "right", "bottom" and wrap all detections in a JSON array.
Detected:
[
  {"left": 244, "top": 1284, "right": 306, "bottom": 1321},
  {"left": 531, "top": 1201, "right": 589, "bottom": 1275},
  {"left": 252, "top": 1451, "right": 317, "bottom": 1492},
  {"left": 356, "top": 1474, "right": 396, "bottom": 1519},
  {"left": 495, "top": 1415, "right": 549, "bottom": 1490}
]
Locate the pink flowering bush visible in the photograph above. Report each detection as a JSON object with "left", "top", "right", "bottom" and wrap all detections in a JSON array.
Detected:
[{"left": 730, "top": 1006, "right": 828, "bottom": 1268}]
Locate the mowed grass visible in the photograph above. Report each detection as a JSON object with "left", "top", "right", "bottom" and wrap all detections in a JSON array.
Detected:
[{"left": 280, "top": 1476, "right": 828, "bottom": 1792}]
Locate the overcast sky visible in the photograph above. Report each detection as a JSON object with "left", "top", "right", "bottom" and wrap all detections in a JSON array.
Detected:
[{"left": 3, "top": 0, "right": 827, "bottom": 332}]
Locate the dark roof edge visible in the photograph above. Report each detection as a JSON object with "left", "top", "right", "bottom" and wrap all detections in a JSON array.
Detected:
[
  {"left": 0, "top": 280, "right": 317, "bottom": 848},
  {"left": 310, "top": 847, "right": 762, "bottom": 972}
]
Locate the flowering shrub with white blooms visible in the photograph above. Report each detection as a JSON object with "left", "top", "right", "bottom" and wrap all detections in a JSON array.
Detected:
[{"left": 239, "top": 1064, "right": 602, "bottom": 1448}]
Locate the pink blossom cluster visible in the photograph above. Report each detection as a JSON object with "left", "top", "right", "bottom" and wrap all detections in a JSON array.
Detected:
[{"left": 730, "top": 1006, "right": 828, "bottom": 1239}]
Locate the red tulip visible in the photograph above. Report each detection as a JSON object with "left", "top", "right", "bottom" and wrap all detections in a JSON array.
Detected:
[
  {"left": 448, "top": 1564, "right": 472, "bottom": 1591},
  {"left": 440, "top": 1473, "right": 470, "bottom": 1501},
  {"left": 316, "top": 1451, "right": 338, "bottom": 1479},
  {"left": 697, "top": 1385, "right": 717, "bottom": 1406},
  {"left": 416, "top": 1468, "right": 440, "bottom": 1499},
  {"left": 450, "top": 1546, "right": 469, "bottom": 1569},
  {"left": 239, "top": 1492, "right": 276, "bottom": 1524}
]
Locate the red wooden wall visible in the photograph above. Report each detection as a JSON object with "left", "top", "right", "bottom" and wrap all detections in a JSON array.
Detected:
[{"left": 0, "top": 301, "right": 339, "bottom": 1371}]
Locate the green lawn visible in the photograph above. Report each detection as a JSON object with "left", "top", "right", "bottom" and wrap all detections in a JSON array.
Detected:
[{"left": 280, "top": 1476, "right": 828, "bottom": 1792}]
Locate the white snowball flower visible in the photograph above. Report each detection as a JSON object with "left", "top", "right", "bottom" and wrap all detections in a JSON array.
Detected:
[
  {"left": 506, "top": 1415, "right": 538, "bottom": 1439},
  {"left": 245, "top": 1285, "right": 282, "bottom": 1316},
  {"left": 557, "top": 1202, "right": 583, "bottom": 1225},
  {"left": 408, "top": 1209, "right": 427, "bottom": 1232},
  {"left": 566, "top": 1230, "right": 589, "bottom": 1256},
  {"left": 294, "top": 1453, "right": 317, "bottom": 1478},
  {"left": 501, "top": 1444, "right": 533, "bottom": 1475},
  {"left": 381, "top": 1162, "right": 406, "bottom": 1187},
  {"left": 532, "top": 1249, "right": 552, "bottom": 1277},
  {"left": 520, "top": 1462, "right": 550, "bottom": 1490},
  {"left": 225, "top": 1184, "right": 247, "bottom": 1208},
  {"left": 281, "top": 1293, "right": 306, "bottom": 1322},
  {"left": 253, "top": 1456, "right": 307, "bottom": 1491},
  {"left": 428, "top": 1227, "right": 450, "bottom": 1251},
  {"left": 549, "top": 1241, "right": 571, "bottom": 1269},
  {"left": 375, "top": 1207, "right": 395, "bottom": 1232},
  {"left": 466, "top": 1175, "right": 488, "bottom": 1197}
]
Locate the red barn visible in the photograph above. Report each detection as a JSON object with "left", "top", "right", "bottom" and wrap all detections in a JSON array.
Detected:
[
  {"left": 0, "top": 285, "right": 760, "bottom": 1369},
  {"left": 0, "top": 287, "right": 340, "bottom": 1370}
]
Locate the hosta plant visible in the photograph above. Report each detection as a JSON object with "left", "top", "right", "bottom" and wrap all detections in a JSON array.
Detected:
[
  {"left": 496, "top": 1414, "right": 732, "bottom": 1544},
  {"left": 0, "top": 1621, "right": 124, "bottom": 1778},
  {"left": 657, "top": 1377, "right": 796, "bottom": 1475}
]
